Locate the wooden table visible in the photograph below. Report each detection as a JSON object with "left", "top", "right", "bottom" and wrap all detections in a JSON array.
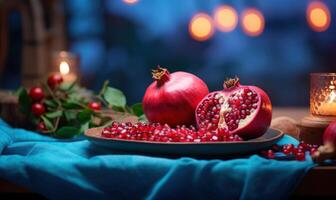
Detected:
[{"left": 0, "top": 107, "right": 335, "bottom": 199}]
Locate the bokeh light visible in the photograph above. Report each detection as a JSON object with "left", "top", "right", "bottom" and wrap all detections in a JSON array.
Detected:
[
  {"left": 214, "top": 5, "right": 238, "bottom": 32},
  {"left": 122, "top": 0, "right": 139, "bottom": 5},
  {"left": 60, "top": 61, "right": 70, "bottom": 75},
  {"left": 241, "top": 8, "right": 265, "bottom": 37},
  {"left": 189, "top": 13, "right": 214, "bottom": 41},
  {"left": 307, "top": 1, "right": 330, "bottom": 32}
]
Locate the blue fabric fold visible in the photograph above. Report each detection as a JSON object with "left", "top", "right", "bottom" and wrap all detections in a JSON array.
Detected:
[{"left": 0, "top": 119, "right": 314, "bottom": 200}]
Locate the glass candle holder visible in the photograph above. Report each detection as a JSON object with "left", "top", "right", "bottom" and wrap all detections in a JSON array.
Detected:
[
  {"left": 310, "top": 73, "right": 336, "bottom": 116},
  {"left": 52, "top": 51, "right": 80, "bottom": 83}
]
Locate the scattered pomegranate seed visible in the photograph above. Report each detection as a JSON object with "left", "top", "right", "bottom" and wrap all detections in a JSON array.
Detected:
[
  {"left": 101, "top": 122, "right": 243, "bottom": 143},
  {"left": 262, "top": 141, "right": 320, "bottom": 161},
  {"left": 310, "top": 147, "right": 318, "bottom": 156},
  {"left": 282, "top": 144, "right": 294, "bottom": 155},
  {"left": 271, "top": 145, "right": 281, "bottom": 152},
  {"left": 295, "top": 151, "right": 306, "bottom": 161},
  {"left": 267, "top": 150, "right": 275, "bottom": 159}
]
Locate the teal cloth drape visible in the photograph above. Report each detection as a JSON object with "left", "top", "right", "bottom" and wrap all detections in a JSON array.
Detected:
[{"left": 0, "top": 119, "right": 314, "bottom": 200}]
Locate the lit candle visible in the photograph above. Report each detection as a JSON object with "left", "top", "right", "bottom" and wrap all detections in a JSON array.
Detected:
[
  {"left": 310, "top": 73, "right": 336, "bottom": 116},
  {"left": 59, "top": 61, "right": 77, "bottom": 83},
  {"left": 53, "top": 51, "right": 80, "bottom": 84}
]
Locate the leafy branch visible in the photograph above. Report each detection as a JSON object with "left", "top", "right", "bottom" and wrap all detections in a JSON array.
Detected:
[{"left": 16, "top": 79, "right": 147, "bottom": 139}]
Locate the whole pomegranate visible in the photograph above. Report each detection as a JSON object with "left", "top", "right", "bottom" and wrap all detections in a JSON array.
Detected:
[
  {"left": 143, "top": 67, "right": 209, "bottom": 127},
  {"left": 312, "top": 120, "right": 336, "bottom": 162},
  {"left": 195, "top": 77, "right": 272, "bottom": 139},
  {"left": 323, "top": 120, "right": 336, "bottom": 145}
]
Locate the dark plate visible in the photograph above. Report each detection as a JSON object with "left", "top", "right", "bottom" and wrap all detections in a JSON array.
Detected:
[{"left": 85, "top": 127, "right": 284, "bottom": 156}]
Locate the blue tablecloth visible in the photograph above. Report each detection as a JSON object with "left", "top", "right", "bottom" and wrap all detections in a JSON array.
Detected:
[{"left": 0, "top": 119, "right": 314, "bottom": 200}]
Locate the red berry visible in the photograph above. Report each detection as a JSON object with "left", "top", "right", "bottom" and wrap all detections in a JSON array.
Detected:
[
  {"left": 29, "top": 87, "right": 45, "bottom": 101},
  {"left": 47, "top": 74, "right": 63, "bottom": 89},
  {"left": 88, "top": 102, "right": 101, "bottom": 111},
  {"left": 37, "top": 121, "right": 47, "bottom": 131},
  {"left": 31, "top": 103, "right": 46, "bottom": 116}
]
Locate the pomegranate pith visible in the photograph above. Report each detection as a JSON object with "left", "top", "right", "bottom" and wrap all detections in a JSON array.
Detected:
[{"left": 195, "top": 77, "right": 272, "bottom": 139}]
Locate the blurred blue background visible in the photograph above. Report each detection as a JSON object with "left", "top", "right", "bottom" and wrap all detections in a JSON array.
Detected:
[{"left": 2, "top": 0, "right": 336, "bottom": 106}]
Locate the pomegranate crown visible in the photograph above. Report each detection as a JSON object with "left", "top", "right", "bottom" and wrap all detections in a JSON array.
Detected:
[
  {"left": 152, "top": 65, "right": 170, "bottom": 85},
  {"left": 224, "top": 76, "right": 240, "bottom": 89}
]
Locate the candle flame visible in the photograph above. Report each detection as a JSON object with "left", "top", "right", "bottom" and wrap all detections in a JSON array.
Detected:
[
  {"left": 60, "top": 61, "right": 70, "bottom": 75},
  {"left": 329, "top": 90, "right": 336, "bottom": 103}
]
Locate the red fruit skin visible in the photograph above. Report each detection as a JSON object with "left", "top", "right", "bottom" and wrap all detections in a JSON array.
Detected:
[
  {"left": 31, "top": 103, "right": 46, "bottom": 116},
  {"left": 323, "top": 120, "right": 336, "bottom": 145},
  {"left": 48, "top": 74, "right": 63, "bottom": 88},
  {"left": 233, "top": 85, "right": 272, "bottom": 139},
  {"left": 88, "top": 102, "right": 102, "bottom": 111},
  {"left": 29, "top": 87, "right": 45, "bottom": 101},
  {"left": 195, "top": 81, "right": 272, "bottom": 140},
  {"left": 143, "top": 71, "right": 209, "bottom": 127}
]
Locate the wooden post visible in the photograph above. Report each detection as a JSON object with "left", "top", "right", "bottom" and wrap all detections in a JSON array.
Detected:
[{"left": 0, "top": 0, "right": 66, "bottom": 87}]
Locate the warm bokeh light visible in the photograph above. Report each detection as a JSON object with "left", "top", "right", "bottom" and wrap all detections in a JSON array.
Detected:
[
  {"left": 189, "top": 13, "right": 214, "bottom": 41},
  {"left": 122, "top": 0, "right": 139, "bottom": 5},
  {"left": 60, "top": 61, "right": 70, "bottom": 75},
  {"left": 307, "top": 1, "right": 330, "bottom": 32},
  {"left": 214, "top": 5, "right": 238, "bottom": 32},
  {"left": 241, "top": 8, "right": 265, "bottom": 37}
]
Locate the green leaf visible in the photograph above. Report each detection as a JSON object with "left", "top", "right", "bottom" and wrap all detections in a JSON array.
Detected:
[
  {"left": 45, "top": 110, "right": 63, "bottom": 119},
  {"left": 41, "top": 116, "right": 54, "bottom": 130},
  {"left": 103, "top": 87, "right": 126, "bottom": 108},
  {"left": 138, "top": 114, "right": 148, "bottom": 123},
  {"left": 55, "top": 126, "right": 79, "bottom": 139},
  {"left": 62, "top": 100, "right": 83, "bottom": 109},
  {"left": 18, "top": 88, "right": 31, "bottom": 113},
  {"left": 111, "top": 106, "right": 125, "bottom": 112},
  {"left": 77, "top": 109, "right": 93, "bottom": 123},
  {"left": 131, "top": 103, "right": 144, "bottom": 116},
  {"left": 13, "top": 87, "right": 25, "bottom": 96},
  {"left": 98, "top": 80, "right": 109, "bottom": 96},
  {"left": 59, "top": 81, "right": 77, "bottom": 91},
  {"left": 98, "top": 116, "right": 113, "bottom": 127},
  {"left": 79, "top": 122, "right": 89, "bottom": 134},
  {"left": 44, "top": 99, "right": 58, "bottom": 108},
  {"left": 64, "top": 111, "right": 77, "bottom": 121}
]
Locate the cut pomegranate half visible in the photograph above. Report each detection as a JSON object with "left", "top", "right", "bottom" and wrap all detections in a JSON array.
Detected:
[{"left": 195, "top": 77, "right": 272, "bottom": 139}]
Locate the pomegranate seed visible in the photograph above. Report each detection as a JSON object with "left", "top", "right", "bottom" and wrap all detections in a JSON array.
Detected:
[
  {"left": 271, "top": 145, "right": 281, "bottom": 152},
  {"left": 295, "top": 151, "right": 306, "bottom": 161},
  {"left": 261, "top": 150, "right": 275, "bottom": 159},
  {"left": 282, "top": 144, "right": 294, "bottom": 155},
  {"left": 101, "top": 122, "right": 244, "bottom": 143},
  {"left": 310, "top": 148, "right": 317, "bottom": 156},
  {"left": 267, "top": 150, "right": 275, "bottom": 159}
]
